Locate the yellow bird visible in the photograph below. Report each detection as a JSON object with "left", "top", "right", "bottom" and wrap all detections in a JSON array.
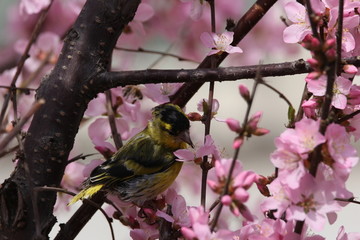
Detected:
[{"left": 69, "top": 103, "right": 193, "bottom": 206}]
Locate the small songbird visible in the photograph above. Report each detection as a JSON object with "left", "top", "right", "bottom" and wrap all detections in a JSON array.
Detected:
[{"left": 69, "top": 103, "right": 193, "bottom": 206}]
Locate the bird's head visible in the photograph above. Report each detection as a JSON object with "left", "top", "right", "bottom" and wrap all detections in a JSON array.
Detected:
[{"left": 150, "top": 103, "right": 193, "bottom": 149}]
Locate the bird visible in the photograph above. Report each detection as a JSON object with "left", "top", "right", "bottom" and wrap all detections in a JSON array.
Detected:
[{"left": 69, "top": 103, "right": 193, "bottom": 206}]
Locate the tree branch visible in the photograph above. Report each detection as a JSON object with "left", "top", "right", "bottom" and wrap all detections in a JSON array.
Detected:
[
  {"left": 170, "top": 0, "right": 279, "bottom": 107},
  {"left": 0, "top": 1, "right": 141, "bottom": 239}
]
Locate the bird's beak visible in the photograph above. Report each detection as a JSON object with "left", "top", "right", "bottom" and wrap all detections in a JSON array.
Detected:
[{"left": 178, "top": 130, "right": 194, "bottom": 148}]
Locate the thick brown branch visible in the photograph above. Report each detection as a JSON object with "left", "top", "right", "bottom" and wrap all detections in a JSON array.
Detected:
[
  {"left": 95, "top": 57, "right": 360, "bottom": 91},
  {"left": 96, "top": 59, "right": 310, "bottom": 90},
  {"left": 0, "top": 1, "right": 141, "bottom": 239}
]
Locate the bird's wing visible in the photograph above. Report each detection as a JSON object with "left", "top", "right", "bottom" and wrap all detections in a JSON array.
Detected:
[{"left": 88, "top": 131, "right": 176, "bottom": 186}]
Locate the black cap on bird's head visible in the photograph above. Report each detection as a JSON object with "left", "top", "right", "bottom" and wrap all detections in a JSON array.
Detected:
[{"left": 152, "top": 103, "right": 193, "bottom": 147}]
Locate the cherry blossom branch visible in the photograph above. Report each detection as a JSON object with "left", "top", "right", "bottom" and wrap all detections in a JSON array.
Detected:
[
  {"left": 95, "top": 56, "right": 360, "bottom": 92},
  {"left": 96, "top": 58, "right": 312, "bottom": 91},
  {"left": 200, "top": 0, "right": 217, "bottom": 208},
  {"left": 211, "top": 69, "right": 262, "bottom": 230},
  {"left": 295, "top": 0, "right": 345, "bottom": 235}
]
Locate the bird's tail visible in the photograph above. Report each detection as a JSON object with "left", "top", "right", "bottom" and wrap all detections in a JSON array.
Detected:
[{"left": 68, "top": 184, "right": 104, "bottom": 205}]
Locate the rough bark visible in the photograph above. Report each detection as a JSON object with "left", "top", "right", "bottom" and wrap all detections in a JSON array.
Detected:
[{"left": 0, "top": 0, "right": 140, "bottom": 239}]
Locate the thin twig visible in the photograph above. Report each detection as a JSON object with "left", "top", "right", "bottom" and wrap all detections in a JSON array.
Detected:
[
  {"left": 105, "top": 90, "right": 123, "bottom": 149},
  {"left": 294, "top": 85, "right": 312, "bottom": 126},
  {"left": 67, "top": 153, "right": 98, "bottom": 164},
  {"left": 210, "top": 66, "right": 262, "bottom": 231},
  {"left": 200, "top": 0, "right": 217, "bottom": 209},
  {"left": 335, "top": 0, "right": 344, "bottom": 75},
  {"left": 0, "top": 85, "right": 36, "bottom": 92},
  {"left": 336, "top": 110, "right": 360, "bottom": 123},
  {"left": 114, "top": 47, "right": 199, "bottom": 64},
  {"left": 21, "top": 50, "right": 53, "bottom": 88},
  {"left": 147, "top": 43, "right": 175, "bottom": 69},
  {"left": 0, "top": 99, "right": 45, "bottom": 153},
  {"left": 304, "top": 0, "right": 320, "bottom": 40},
  {"left": 335, "top": 197, "right": 360, "bottom": 205},
  {"left": 260, "top": 81, "right": 293, "bottom": 109}
]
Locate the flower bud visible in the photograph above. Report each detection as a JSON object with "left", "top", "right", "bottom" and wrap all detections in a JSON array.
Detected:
[
  {"left": 226, "top": 118, "right": 241, "bottom": 132},
  {"left": 233, "top": 138, "right": 243, "bottom": 149},
  {"left": 187, "top": 112, "right": 202, "bottom": 121},
  {"left": 343, "top": 64, "right": 358, "bottom": 74},
  {"left": 307, "top": 58, "right": 318, "bottom": 68},
  {"left": 239, "top": 84, "right": 250, "bottom": 102},
  {"left": 253, "top": 128, "right": 270, "bottom": 136},
  {"left": 221, "top": 195, "right": 232, "bottom": 205}
]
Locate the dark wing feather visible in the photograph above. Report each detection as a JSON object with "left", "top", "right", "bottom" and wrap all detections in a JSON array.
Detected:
[{"left": 88, "top": 129, "right": 176, "bottom": 185}]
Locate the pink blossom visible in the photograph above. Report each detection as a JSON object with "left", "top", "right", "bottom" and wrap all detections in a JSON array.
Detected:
[
  {"left": 88, "top": 117, "right": 127, "bottom": 151},
  {"left": 248, "top": 111, "right": 263, "bottom": 131},
  {"left": 180, "top": 0, "right": 205, "bottom": 20},
  {"left": 55, "top": 162, "right": 86, "bottom": 211},
  {"left": 325, "top": 124, "right": 358, "bottom": 180},
  {"left": 200, "top": 31, "right": 243, "bottom": 56},
  {"left": 306, "top": 75, "right": 327, "bottom": 96},
  {"left": 286, "top": 174, "right": 342, "bottom": 232},
  {"left": 208, "top": 159, "right": 256, "bottom": 220},
  {"left": 332, "top": 76, "right": 352, "bottom": 109},
  {"left": 349, "top": 114, "right": 360, "bottom": 141},
  {"left": 174, "top": 135, "right": 220, "bottom": 162},
  {"left": 116, "top": 3, "right": 154, "bottom": 48},
  {"left": 347, "top": 85, "right": 360, "bottom": 105},
  {"left": 306, "top": 75, "right": 352, "bottom": 110},
  {"left": 343, "top": 64, "right": 358, "bottom": 75},
  {"left": 270, "top": 118, "right": 325, "bottom": 188},
  {"left": 239, "top": 218, "right": 294, "bottom": 239},
  {"left": 271, "top": 137, "right": 303, "bottom": 171},
  {"left": 161, "top": 188, "right": 191, "bottom": 228},
  {"left": 197, "top": 98, "right": 219, "bottom": 113},
  {"left": 181, "top": 206, "right": 239, "bottom": 240},
  {"left": 19, "top": 0, "right": 51, "bottom": 15},
  {"left": 283, "top": 1, "right": 312, "bottom": 43},
  {"left": 285, "top": 118, "right": 325, "bottom": 155},
  {"left": 142, "top": 83, "right": 182, "bottom": 104},
  {"left": 213, "top": 158, "right": 242, "bottom": 181},
  {"left": 14, "top": 32, "right": 61, "bottom": 73},
  {"left": 302, "top": 98, "right": 318, "bottom": 118},
  {"left": 337, "top": 226, "right": 360, "bottom": 240}
]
